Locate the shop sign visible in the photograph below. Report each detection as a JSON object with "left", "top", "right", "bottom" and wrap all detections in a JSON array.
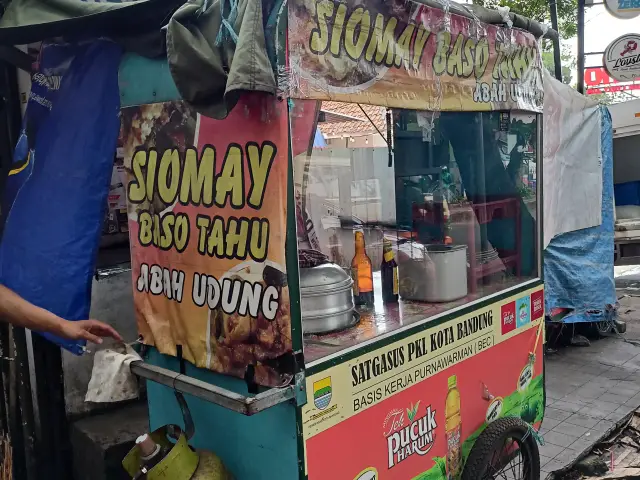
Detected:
[
  {"left": 288, "top": 0, "right": 544, "bottom": 113},
  {"left": 605, "top": 0, "right": 640, "bottom": 19},
  {"left": 604, "top": 34, "right": 640, "bottom": 82},
  {"left": 121, "top": 95, "right": 295, "bottom": 387},
  {"left": 585, "top": 69, "right": 640, "bottom": 95}
]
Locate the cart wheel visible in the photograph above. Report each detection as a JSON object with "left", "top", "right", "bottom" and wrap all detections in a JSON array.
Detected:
[{"left": 461, "top": 417, "right": 540, "bottom": 480}]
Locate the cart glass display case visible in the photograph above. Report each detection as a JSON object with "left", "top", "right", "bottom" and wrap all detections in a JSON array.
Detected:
[{"left": 291, "top": 101, "right": 541, "bottom": 364}]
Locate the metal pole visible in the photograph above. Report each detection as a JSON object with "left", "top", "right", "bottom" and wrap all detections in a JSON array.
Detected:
[
  {"left": 577, "top": 0, "right": 586, "bottom": 94},
  {"left": 549, "top": 0, "right": 563, "bottom": 81},
  {"left": 476, "top": 114, "right": 488, "bottom": 252}
]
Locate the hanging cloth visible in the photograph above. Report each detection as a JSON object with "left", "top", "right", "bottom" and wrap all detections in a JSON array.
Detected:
[
  {"left": 0, "top": 40, "right": 122, "bottom": 354},
  {"left": 166, "top": 0, "right": 276, "bottom": 119}
]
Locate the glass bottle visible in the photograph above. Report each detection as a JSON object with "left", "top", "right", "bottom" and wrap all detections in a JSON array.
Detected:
[
  {"left": 351, "top": 231, "right": 374, "bottom": 306},
  {"left": 445, "top": 375, "right": 462, "bottom": 479},
  {"left": 381, "top": 238, "right": 399, "bottom": 304}
]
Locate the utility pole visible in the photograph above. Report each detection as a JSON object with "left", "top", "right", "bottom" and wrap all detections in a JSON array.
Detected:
[
  {"left": 549, "top": 0, "right": 563, "bottom": 81},
  {"left": 577, "top": 0, "right": 586, "bottom": 93}
]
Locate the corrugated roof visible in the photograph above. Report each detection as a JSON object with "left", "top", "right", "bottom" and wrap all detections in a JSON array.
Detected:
[{"left": 318, "top": 101, "right": 387, "bottom": 138}]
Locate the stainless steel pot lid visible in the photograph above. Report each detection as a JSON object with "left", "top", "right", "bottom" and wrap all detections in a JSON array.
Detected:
[
  {"left": 303, "top": 309, "right": 360, "bottom": 334},
  {"left": 299, "top": 263, "right": 352, "bottom": 294}
]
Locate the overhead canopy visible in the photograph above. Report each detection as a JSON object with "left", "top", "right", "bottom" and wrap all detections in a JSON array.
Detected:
[
  {"left": 0, "top": 0, "right": 183, "bottom": 50},
  {"left": 0, "top": 0, "right": 557, "bottom": 49}
]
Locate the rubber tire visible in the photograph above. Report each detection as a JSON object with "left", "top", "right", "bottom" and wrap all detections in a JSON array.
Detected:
[{"left": 461, "top": 417, "right": 540, "bottom": 480}]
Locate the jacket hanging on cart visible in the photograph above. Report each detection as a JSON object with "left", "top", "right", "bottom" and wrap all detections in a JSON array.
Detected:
[
  {"left": 166, "top": 0, "right": 277, "bottom": 119},
  {"left": 0, "top": 40, "right": 122, "bottom": 354}
]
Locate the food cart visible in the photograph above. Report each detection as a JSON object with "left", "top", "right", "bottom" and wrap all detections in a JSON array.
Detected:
[{"left": 0, "top": 0, "right": 552, "bottom": 478}]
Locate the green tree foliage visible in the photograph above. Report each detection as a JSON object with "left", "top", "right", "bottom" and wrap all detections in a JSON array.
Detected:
[{"left": 542, "top": 50, "right": 574, "bottom": 85}]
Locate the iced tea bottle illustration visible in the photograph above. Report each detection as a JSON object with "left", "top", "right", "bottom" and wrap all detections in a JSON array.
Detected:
[{"left": 446, "top": 375, "right": 462, "bottom": 479}]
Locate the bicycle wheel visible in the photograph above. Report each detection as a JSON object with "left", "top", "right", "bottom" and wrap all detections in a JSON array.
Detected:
[{"left": 461, "top": 417, "right": 540, "bottom": 480}]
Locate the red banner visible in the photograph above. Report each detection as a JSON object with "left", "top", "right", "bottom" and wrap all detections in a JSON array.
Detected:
[
  {"left": 585, "top": 67, "right": 640, "bottom": 95},
  {"left": 306, "top": 326, "right": 544, "bottom": 479}
]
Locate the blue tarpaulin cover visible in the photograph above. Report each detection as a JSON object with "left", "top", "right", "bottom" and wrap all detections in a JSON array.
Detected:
[
  {"left": 0, "top": 40, "right": 122, "bottom": 354},
  {"left": 544, "top": 106, "right": 616, "bottom": 323},
  {"left": 313, "top": 128, "right": 327, "bottom": 148},
  {"left": 614, "top": 181, "right": 640, "bottom": 207}
]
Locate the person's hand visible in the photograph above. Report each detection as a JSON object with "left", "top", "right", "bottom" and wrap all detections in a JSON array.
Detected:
[{"left": 59, "top": 319, "right": 123, "bottom": 344}]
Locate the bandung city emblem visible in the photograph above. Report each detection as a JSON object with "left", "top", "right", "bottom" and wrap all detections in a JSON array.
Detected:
[{"left": 313, "top": 377, "right": 332, "bottom": 410}]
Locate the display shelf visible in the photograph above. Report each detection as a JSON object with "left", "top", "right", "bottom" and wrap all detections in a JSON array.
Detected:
[
  {"left": 303, "top": 273, "right": 532, "bottom": 364},
  {"left": 412, "top": 198, "right": 522, "bottom": 293}
]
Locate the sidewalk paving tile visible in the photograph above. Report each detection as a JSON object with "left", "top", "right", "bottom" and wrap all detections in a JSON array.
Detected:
[
  {"left": 540, "top": 456, "right": 554, "bottom": 469},
  {"left": 539, "top": 443, "right": 564, "bottom": 460},
  {"left": 625, "top": 391, "right": 640, "bottom": 406},
  {"left": 544, "top": 407, "right": 573, "bottom": 422},
  {"left": 579, "top": 400, "right": 619, "bottom": 417},
  {"left": 551, "top": 399, "right": 588, "bottom": 413},
  {"left": 600, "top": 392, "right": 637, "bottom": 404},
  {"left": 552, "top": 422, "right": 590, "bottom": 438},
  {"left": 543, "top": 431, "right": 579, "bottom": 448},
  {"left": 562, "top": 412, "right": 600, "bottom": 429},
  {"left": 573, "top": 386, "right": 608, "bottom": 399},
  {"left": 570, "top": 434, "right": 600, "bottom": 454},
  {"left": 539, "top": 417, "right": 562, "bottom": 433},
  {"left": 542, "top": 335, "right": 640, "bottom": 477},
  {"left": 553, "top": 448, "right": 579, "bottom": 464},
  {"left": 606, "top": 407, "right": 630, "bottom": 422},
  {"left": 613, "top": 382, "right": 640, "bottom": 396},
  {"left": 543, "top": 459, "right": 569, "bottom": 474}
]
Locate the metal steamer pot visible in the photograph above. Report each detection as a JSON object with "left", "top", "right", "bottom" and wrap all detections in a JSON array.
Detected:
[{"left": 299, "top": 263, "right": 357, "bottom": 334}]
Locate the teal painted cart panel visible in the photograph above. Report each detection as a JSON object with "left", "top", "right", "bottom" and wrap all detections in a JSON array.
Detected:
[
  {"left": 118, "top": 53, "right": 180, "bottom": 107},
  {"left": 145, "top": 348, "right": 300, "bottom": 480}
]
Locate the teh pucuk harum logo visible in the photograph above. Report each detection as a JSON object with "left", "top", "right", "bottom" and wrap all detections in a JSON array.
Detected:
[
  {"left": 313, "top": 377, "right": 332, "bottom": 410},
  {"left": 385, "top": 401, "right": 437, "bottom": 468}
]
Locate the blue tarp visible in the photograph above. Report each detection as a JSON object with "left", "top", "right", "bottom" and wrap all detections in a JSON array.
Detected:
[
  {"left": 313, "top": 128, "right": 327, "bottom": 148},
  {"left": 614, "top": 181, "right": 640, "bottom": 207},
  {"left": 0, "top": 41, "right": 122, "bottom": 354},
  {"left": 544, "top": 106, "right": 616, "bottom": 323}
]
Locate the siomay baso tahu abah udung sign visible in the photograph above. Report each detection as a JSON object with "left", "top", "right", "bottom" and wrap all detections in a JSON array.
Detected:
[
  {"left": 120, "top": 94, "right": 293, "bottom": 387},
  {"left": 288, "top": 0, "right": 545, "bottom": 113}
]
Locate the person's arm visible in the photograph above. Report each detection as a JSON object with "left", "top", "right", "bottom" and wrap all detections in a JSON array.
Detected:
[{"left": 0, "top": 284, "right": 123, "bottom": 344}]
